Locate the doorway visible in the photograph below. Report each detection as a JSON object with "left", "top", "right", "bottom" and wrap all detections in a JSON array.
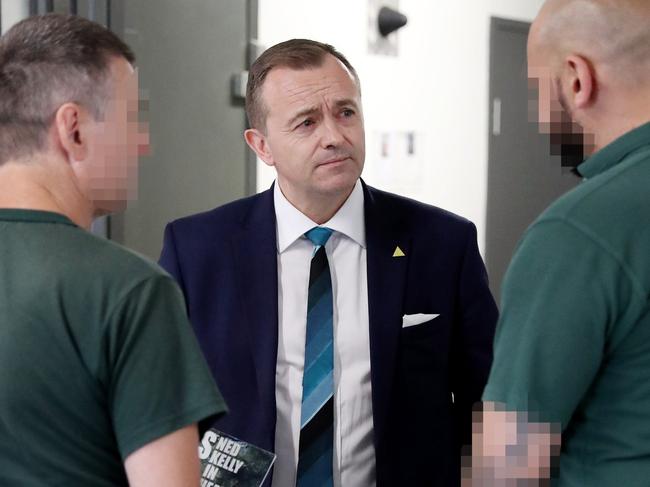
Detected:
[{"left": 485, "top": 17, "right": 578, "bottom": 304}]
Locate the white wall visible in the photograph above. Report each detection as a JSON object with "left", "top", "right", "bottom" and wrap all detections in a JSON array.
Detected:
[
  {"left": 256, "top": 0, "right": 545, "bottom": 253},
  {"left": 1, "top": 0, "right": 29, "bottom": 33}
]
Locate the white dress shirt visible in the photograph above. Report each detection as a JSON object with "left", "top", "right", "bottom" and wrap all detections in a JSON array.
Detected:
[{"left": 271, "top": 180, "right": 376, "bottom": 487}]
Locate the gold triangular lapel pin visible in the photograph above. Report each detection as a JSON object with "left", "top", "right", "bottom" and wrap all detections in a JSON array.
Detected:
[{"left": 392, "top": 246, "right": 406, "bottom": 257}]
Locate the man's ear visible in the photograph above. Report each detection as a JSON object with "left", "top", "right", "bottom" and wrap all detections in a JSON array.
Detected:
[
  {"left": 563, "top": 54, "right": 595, "bottom": 110},
  {"left": 54, "top": 103, "right": 88, "bottom": 162},
  {"left": 244, "top": 128, "right": 274, "bottom": 166}
]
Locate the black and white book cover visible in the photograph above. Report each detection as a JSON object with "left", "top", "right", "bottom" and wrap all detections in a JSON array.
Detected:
[{"left": 199, "top": 428, "right": 276, "bottom": 487}]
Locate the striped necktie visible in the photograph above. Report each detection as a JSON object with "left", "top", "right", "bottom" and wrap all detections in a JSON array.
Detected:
[{"left": 297, "top": 226, "right": 334, "bottom": 487}]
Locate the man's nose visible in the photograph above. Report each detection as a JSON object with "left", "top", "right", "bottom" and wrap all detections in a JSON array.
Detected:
[{"left": 319, "top": 116, "right": 345, "bottom": 149}]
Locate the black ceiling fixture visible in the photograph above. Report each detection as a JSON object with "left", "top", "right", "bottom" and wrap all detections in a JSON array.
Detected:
[{"left": 378, "top": 6, "right": 408, "bottom": 37}]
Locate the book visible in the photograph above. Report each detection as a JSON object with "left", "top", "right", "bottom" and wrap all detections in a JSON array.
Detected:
[{"left": 199, "top": 428, "right": 276, "bottom": 487}]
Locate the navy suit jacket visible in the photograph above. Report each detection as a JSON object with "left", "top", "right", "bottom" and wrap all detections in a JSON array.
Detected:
[{"left": 160, "top": 181, "right": 498, "bottom": 486}]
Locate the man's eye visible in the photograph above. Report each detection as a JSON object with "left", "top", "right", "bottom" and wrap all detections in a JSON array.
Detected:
[
  {"left": 298, "top": 119, "right": 314, "bottom": 128},
  {"left": 342, "top": 109, "right": 355, "bottom": 117}
]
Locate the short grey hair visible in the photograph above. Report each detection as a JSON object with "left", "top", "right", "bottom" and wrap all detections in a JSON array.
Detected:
[{"left": 0, "top": 13, "right": 135, "bottom": 165}]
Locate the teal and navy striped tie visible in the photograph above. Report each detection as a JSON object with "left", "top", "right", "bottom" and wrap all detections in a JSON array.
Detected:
[{"left": 297, "top": 227, "right": 334, "bottom": 487}]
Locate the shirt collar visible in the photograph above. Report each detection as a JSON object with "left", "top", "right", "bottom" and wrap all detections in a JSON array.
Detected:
[
  {"left": 577, "top": 121, "right": 650, "bottom": 179},
  {"left": 274, "top": 179, "right": 366, "bottom": 253}
]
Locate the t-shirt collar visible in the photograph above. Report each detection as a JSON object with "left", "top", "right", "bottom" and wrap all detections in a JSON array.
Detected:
[
  {"left": 0, "top": 208, "right": 76, "bottom": 226},
  {"left": 274, "top": 179, "right": 366, "bottom": 253},
  {"left": 577, "top": 121, "right": 650, "bottom": 179}
]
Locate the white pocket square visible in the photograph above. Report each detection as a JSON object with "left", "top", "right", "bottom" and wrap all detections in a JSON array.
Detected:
[{"left": 402, "top": 313, "right": 440, "bottom": 328}]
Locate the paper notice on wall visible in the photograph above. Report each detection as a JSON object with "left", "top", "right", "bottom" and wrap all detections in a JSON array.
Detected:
[{"left": 369, "top": 130, "right": 428, "bottom": 199}]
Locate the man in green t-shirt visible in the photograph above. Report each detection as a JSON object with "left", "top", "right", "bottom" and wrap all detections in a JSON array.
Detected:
[
  {"left": 0, "top": 14, "right": 226, "bottom": 486},
  {"left": 468, "top": 1, "right": 650, "bottom": 485}
]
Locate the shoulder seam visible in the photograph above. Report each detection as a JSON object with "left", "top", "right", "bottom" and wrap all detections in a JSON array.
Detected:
[
  {"left": 104, "top": 274, "right": 178, "bottom": 330},
  {"left": 527, "top": 217, "right": 647, "bottom": 301}
]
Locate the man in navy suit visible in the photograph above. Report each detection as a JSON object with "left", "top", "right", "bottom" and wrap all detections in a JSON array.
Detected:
[{"left": 160, "top": 39, "right": 498, "bottom": 486}]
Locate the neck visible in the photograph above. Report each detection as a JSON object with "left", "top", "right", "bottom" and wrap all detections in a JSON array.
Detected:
[
  {"left": 586, "top": 93, "right": 650, "bottom": 154},
  {"left": 0, "top": 156, "right": 93, "bottom": 229},
  {"left": 278, "top": 180, "right": 356, "bottom": 225}
]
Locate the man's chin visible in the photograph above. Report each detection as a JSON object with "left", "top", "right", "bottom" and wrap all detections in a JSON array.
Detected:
[
  {"left": 314, "top": 171, "right": 360, "bottom": 194},
  {"left": 549, "top": 131, "right": 586, "bottom": 168},
  {"left": 92, "top": 196, "right": 129, "bottom": 217}
]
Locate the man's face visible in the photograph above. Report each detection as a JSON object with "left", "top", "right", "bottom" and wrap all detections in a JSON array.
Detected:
[
  {"left": 527, "top": 44, "right": 565, "bottom": 135},
  {"left": 84, "top": 56, "right": 149, "bottom": 214},
  {"left": 258, "top": 54, "right": 365, "bottom": 202},
  {"left": 527, "top": 40, "right": 586, "bottom": 167}
]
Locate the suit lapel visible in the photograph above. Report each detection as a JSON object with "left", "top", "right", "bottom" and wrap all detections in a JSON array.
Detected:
[
  {"left": 230, "top": 187, "right": 279, "bottom": 417},
  {"left": 363, "top": 182, "right": 411, "bottom": 445},
  {"left": 228, "top": 182, "right": 409, "bottom": 450}
]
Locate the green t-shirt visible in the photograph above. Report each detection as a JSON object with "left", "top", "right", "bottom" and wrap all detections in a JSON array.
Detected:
[
  {"left": 483, "top": 122, "right": 650, "bottom": 486},
  {"left": 0, "top": 210, "right": 227, "bottom": 486}
]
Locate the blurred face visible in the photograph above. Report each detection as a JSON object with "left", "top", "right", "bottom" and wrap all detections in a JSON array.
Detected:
[
  {"left": 527, "top": 40, "right": 586, "bottom": 167},
  {"left": 84, "top": 56, "right": 150, "bottom": 215},
  {"left": 527, "top": 42, "right": 563, "bottom": 133},
  {"left": 254, "top": 54, "right": 365, "bottom": 204}
]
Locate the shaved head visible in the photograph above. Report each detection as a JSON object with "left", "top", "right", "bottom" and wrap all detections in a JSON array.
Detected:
[
  {"left": 528, "top": 0, "right": 650, "bottom": 158},
  {"left": 530, "top": 0, "right": 650, "bottom": 82}
]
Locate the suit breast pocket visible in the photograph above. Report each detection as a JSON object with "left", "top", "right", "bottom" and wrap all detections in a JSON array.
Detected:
[
  {"left": 401, "top": 314, "right": 449, "bottom": 346},
  {"left": 398, "top": 315, "right": 451, "bottom": 389}
]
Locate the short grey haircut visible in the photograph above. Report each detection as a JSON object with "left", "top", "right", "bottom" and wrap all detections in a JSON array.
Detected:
[{"left": 0, "top": 13, "right": 135, "bottom": 165}]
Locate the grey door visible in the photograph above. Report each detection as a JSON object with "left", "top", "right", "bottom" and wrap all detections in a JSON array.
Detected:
[
  {"left": 1, "top": 0, "right": 254, "bottom": 256},
  {"left": 111, "top": 0, "right": 255, "bottom": 260},
  {"left": 486, "top": 17, "right": 579, "bottom": 305}
]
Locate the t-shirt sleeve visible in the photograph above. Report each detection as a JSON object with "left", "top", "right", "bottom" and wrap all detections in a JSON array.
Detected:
[
  {"left": 482, "top": 218, "right": 635, "bottom": 428},
  {"left": 104, "top": 274, "right": 227, "bottom": 459}
]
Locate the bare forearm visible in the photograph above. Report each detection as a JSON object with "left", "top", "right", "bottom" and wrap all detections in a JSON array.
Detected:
[{"left": 125, "top": 424, "right": 201, "bottom": 487}]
